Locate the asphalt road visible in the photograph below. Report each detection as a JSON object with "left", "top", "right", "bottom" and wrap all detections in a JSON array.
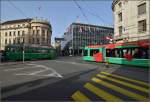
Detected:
[{"left": 0, "top": 56, "right": 149, "bottom": 102}]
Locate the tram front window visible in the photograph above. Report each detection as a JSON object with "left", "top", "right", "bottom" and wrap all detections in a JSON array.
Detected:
[
  {"left": 90, "top": 49, "right": 99, "bottom": 56},
  {"left": 83, "top": 50, "right": 88, "bottom": 56}
]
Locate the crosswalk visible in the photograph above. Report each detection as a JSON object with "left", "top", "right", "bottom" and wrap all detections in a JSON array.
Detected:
[{"left": 71, "top": 71, "right": 150, "bottom": 102}]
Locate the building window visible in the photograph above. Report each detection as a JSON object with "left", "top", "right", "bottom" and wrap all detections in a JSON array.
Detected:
[
  {"left": 13, "top": 31, "right": 16, "bottom": 36},
  {"left": 32, "top": 38, "right": 34, "bottom": 44},
  {"left": 22, "top": 24, "right": 25, "bottom": 27},
  {"left": 42, "top": 30, "right": 45, "bottom": 35},
  {"left": 138, "top": 20, "right": 146, "bottom": 32},
  {"left": 37, "top": 30, "right": 40, "bottom": 36},
  {"left": 5, "top": 39, "right": 7, "bottom": 44},
  {"left": 37, "top": 38, "right": 39, "bottom": 44},
  {"left": 13, "top": 39, "right": 16, "bottom": 44},
  {"left": 37, "top": 30, "right": 40, "bottom": 34},
  {"left": 18, "top": 25, "right": 20, "bottom": 28},
  {"left": 47, "top": 30, "right": 49, "bottom": 37},
  {"left": 138, "top": 3, "right": 146, "bottom": 15},
  {"left": 33, "top": 30, "right": 35, "bottom": 34},
  {"left": 118, "top": 12, "right": 122, "bottom": 22},
  {"left": 119, "top": 26, "right": 123, "bottom": 35},
  {"left": 22, "top": 38, "right": 25, "bottom": 43},
  {"left": 42, "top": 38, "right": 45, "bottom": 42},
  {"left": 22, "top": 31, "right": 25, "bottom": 36},
  {"left": 5, "top": 32, "right": 7, "bottom": 36},
  {"left": 9, "top": 39, "right": 11, "bottom": 44},
  {"left": 118, "top": 2, "right": 122, "bottom": 8},
  {"left": 9, "top": 32, "right": 11, "bottom": 36},
  {"left": 18, "top": 39, "right": 20, "bottom": 44},
  {"left": 18, "top": 31, "right": 20, "bottom": 36}
]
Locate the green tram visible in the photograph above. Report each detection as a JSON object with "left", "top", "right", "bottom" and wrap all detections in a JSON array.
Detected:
[
  {"left": 83, "top": 42, "right": 150, "bottom": 67},
  {"left": 4, "top": 44, "right": 57, "bottom": 61}
]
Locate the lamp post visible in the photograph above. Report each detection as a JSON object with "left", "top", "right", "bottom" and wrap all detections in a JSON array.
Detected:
[
  {"left": 20, "top": 36, "right": 25, "bottom": 63},
  {"left": 22, "top": 42, "right": 25, "bottom": 63}
]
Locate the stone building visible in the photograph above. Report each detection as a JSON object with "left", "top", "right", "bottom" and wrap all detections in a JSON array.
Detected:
[
  {"left": 0, "top": 18, "right": 52, "bottom": 51},
  {"left": 112, "top": 0, "right": 150, "bottom": 43}
]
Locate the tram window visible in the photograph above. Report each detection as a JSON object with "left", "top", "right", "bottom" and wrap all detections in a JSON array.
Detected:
[
  {"left": 141, "top": 48, "right": 149, "bottom": 59},
  {"left": 40, "top": 49, "right": 48, "bottom": 53},
  {"left": 114, "top": 49, "right": 120, "bottom": 57},
  {"left": 106, "top": 49, "right": 115, "bottom": 57},
  {"left": 90, "top": 49, "right": 99, "bottom": 56},
  {"left": 106, "top": 49, "right": 111, "bottom": 57},
  {"left": 132, "top": 47, "right": 149, "bottom": 59},
  {"left": 10, "top": 48, "right": 14, "bottom": 52},
  {"left": 122, "top": 49, "right": 127, "bottom": 56},
  {"left": 110, "top": 49, "right": 115, "bottom": 57},
  {"left": 132, "top": 48, "right": 141, "bottom": 59},
  {"left": 121, "top": 48, "right": 132, "bottom": 58},
  {"left": 83, "top": 50, "right": 88, "bottom": 56}
]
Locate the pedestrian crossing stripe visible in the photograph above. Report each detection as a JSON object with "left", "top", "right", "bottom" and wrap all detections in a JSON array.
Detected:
[
  {"left": 84, "top": 83, "right": 123, "bottom": 102},
  {"left": 100, "top": 71, "right": 149, "bottom": 87},
  {"left": 71, "top": 91, "right": 91, "bottom": 102},
  {"left": 97, "top": 74, "right": 149, "bottom": 93},
  {"left": 92, "top": 77, "right": 150, "bottom": 102}
]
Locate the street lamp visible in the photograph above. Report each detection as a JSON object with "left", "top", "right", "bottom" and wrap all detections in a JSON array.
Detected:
[
  {"left": 22, "top": 41, "right": 25, "bottom": 63},
  {"left": 14, "top": 36, "right": 25, "bottom": 63},
  {"left": 17, "top": 30, "right": 26, "bottom": 63}
]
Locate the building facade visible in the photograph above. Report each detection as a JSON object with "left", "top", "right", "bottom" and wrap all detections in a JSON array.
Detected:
[
  {"left": 61, "top": 23, "right": 114, "bottom": 56},
  {"left": 112, "top": 0, "right": 150, "bottom": 43},
  {"left": 0, "top": 18, "right": 52, "bottom": 51},
  {"left": 55, "top": 37, "right": 64, "bottom": 56}
]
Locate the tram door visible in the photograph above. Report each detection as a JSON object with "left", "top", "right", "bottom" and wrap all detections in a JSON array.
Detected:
[{"left": 92, "top": 47, "right": 104, "bottom": 62}]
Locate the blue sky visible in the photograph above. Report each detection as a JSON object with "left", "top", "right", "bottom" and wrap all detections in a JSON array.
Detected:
[{"left": 1, "top": 0, "right": 114, "bottom": 43}]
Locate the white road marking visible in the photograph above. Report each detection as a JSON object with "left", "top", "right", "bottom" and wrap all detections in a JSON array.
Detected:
[
  {"left": 53, "top": 60, "right": 95, "bottom": 66},
  {"left": 14, "top": 63, "right": 63, "bottom": 78},
  {"left": 3, "top": 67, "right": 34, "bottom": 71},
  {"left": 15, "top": 72, "right": 62, "bottom": 78}
]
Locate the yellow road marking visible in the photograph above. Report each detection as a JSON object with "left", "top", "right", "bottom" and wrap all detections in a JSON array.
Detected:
[
  {"left": 97, "top": 74, "right": 149, "bottom": 93},
  {"left": 92, "top": 77, "right": 150, "bottom": 102},
  {"left": 100, "top": 71, "right": 149, "bottom": 87},
  {"left": 71, "top": 91, "right": 91, "bottom": 102},
  {"left": 84, "top": 83, "right": 123, "bottom": 102}
]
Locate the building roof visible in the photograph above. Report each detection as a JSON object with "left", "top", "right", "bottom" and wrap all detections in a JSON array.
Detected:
[
  {"left": 112, "top": 0, "right": 120, "bottom": 11},
  {"left": 71, "top": 22, "right": 114, "bottom": 30},
  {"left": 1, "top": 18, "right": 32, "bottom": 25}
]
